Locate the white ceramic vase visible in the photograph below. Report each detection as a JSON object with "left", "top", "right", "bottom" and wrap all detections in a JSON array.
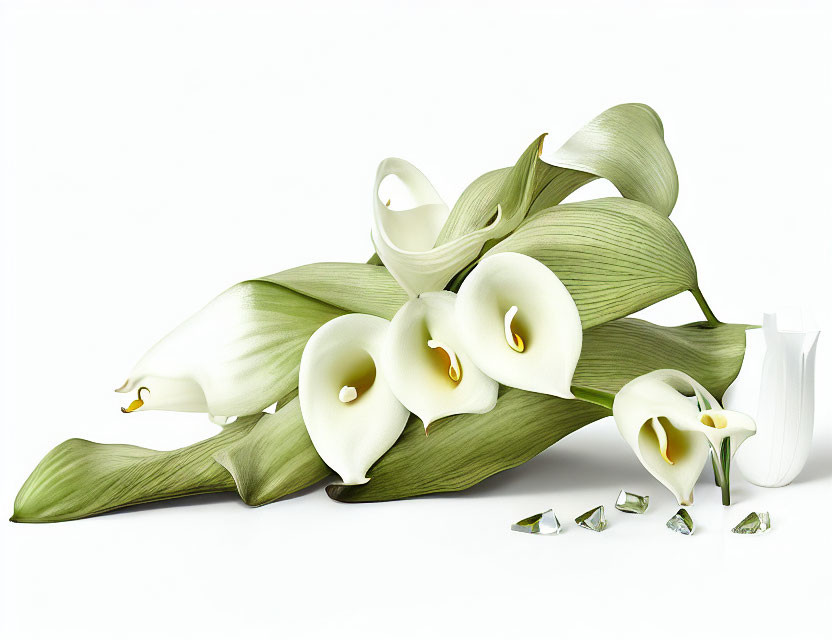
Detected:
[{"left": 723, "top": 311, "right": 820, "bottom": 487}]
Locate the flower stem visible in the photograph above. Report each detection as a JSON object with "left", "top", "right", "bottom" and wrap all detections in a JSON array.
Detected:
[
  {"left": 710, "top": 450, "right": 721, "bottom": 486},
  {"left": 692, "top": 287, "right": 720, "bottom": 327},
  {"left": 710, "top": 437, "right": 733, "bottom": 506},
  {"left": 719, "top": 437, "right": 731, "bottom": 506},
  {"left": 570, "top": 385, "right": 615, "bottom": 412}
]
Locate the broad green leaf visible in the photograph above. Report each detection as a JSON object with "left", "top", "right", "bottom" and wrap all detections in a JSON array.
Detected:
[
  {"left": 536, "top": 103, "right": 678, "bottom": 216},
  {"left": 258, "top": 262, "right": 406, "bottom": 320},
  {"left": 327, "top": 319, "right": 747, "bottom": 503},
  {"left": 480, "top": 197, "right": 699, "bottom": 329},
  {"left": 327, "top": 388, "right": 606, "bottom": 503},
  {"left": 11, "top": 414, "right": 262, "bottom": 523},
  {"left": 573, "top": 318, "right": 750, "bottom": 400},
  {"left": 435, "top": 103, "right": 677, "bottom": 247},
  {"left": 214, "top": 397, "right": 330, "bottom": 506}
]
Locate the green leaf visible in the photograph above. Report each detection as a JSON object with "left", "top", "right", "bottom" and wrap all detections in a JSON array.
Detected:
[
  {"left": 326, "top": 319, "right": 747, "bottom": 503},
  {"left": 573, "top": 318, "right": 750, "bottom": 400},
  {"left": 434, "top": 136, "right": 547, "bottom": 247},
  {"left": 435, "top": 103, "right": 677, "bottom": 247},
  {"left": 480, "top": 197, "right": 699, "bottom": 329},
  {"left": 435, "top": 135, "right": 546, "bottom": 247},
  {"left": 11, "top": 414, "right": 262, "bottom": 523},
  {"left": 258, "top": 262, "right": 406, "bottom": 320},
  {"left": 535, "top": 103, "right": 678, "bottom": 216},
  {"left": 327, "top": 388, "right": 606, "bottom": 503},
  {"left": 213, "top": 396, "right": 330, "bottom": 506}
]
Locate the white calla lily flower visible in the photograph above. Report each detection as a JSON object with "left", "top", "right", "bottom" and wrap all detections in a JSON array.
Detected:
[
  {"left": 383, "top": 291, "right": 498, "bottom": 432},
  {"left": 454, "top": 252, "right": 582, "bottom": 398},
  {"left": 613, "top": 369, "right": 757, "bottom": 505},
  {"left": 696, "top": 409, "right": 757, "bottom": 459},
  {"left": 299, "top": 313, "right": 410, "bottom": 485},
  {"left": 116, "top": 281, "right": 341, "bottom": 424},
  {"left": 371, "top": 158, "right": 501, "bottom": 297}
]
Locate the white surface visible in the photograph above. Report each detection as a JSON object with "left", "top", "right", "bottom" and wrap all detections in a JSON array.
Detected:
[{"left": 1, "top": 1, "right": 830, "bottom": 638}]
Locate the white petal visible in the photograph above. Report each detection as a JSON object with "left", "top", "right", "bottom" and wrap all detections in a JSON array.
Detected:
[
  {"left": 695, "top": 409, "right": 757, "bottom": 459},
  {"left": 612, "top": 369, "right": 717, "bottom": 505},
  {"left": 454, "top": 252, "right": 582, "bottom": 398},
  {"left": 116, "top": 281, "right": 341, "bottom": 418},
  {"left": 371, "top": 158, "right": 502, "bottom": 297},
  {"left": 383, "top": 291, "right": 498, "bottom": 430},
  {"left": 299, "top": 313, "right": 410, "bottom": 485}
]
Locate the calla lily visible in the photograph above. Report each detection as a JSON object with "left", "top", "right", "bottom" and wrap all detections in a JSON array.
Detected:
[
  {"left": 454, "top": 252, "right": 582, "bottom": 398},
  {"left": 383, "top": 291, "right": 498, "bottom": 431},
  {"left": 371, "top": 158, "right": 502, "bottom": 297},
  {"left": 299, "top": 313, "right": 409, "bottom": 485},
  {"left": 613, "top": 369, "right": 757, "bottom": 505},
  {"left": 116, "top": 281, "right": 342, "bottom": 424}
]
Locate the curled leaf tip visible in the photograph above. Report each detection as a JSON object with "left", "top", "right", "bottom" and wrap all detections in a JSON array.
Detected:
[
  {"left": 114, "top": 379, "right": 130, "bottom": 393},
  {"left": 120, "top": 386, "right": 149, "bottom": 414}
]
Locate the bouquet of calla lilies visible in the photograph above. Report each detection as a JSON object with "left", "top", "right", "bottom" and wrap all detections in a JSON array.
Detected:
[{"left": 12, "top": 104, "right": 758, "bottom": 524}]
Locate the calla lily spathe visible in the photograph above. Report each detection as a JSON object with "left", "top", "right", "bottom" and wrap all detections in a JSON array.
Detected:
[
  {"left": 371, "top": 158, "right": 502, "bottom": 297},
  {"left": 116, "top": 281, "right": 341, "bottom": 424},
  {"left": 613, "top": 369, "right": 756, "bottom": 505},
  {"left": 299, "top": 313, "right": 409, "bottom": 485},
  {"left": 454, "top": 252, "right": 582, "bottom": 398},
  {"left": 383, "top": 291, "right": 498, "bottom": 431}
]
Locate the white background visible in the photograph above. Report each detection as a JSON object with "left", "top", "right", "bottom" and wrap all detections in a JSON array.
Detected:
[{"left": 2, "top": 1, "right": 831, "bottom": 638}]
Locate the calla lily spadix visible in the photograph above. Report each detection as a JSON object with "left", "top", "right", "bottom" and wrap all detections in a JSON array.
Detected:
[
  {"left": 455, "top": 252, "right": 582, "bottom": 398},
  {"left": 383, "top": 291, "right": 498, "bottom": 432},
  {"left": 613, "top": 369, "right": 756, "bottom": 506},
  {"left": 372, "top": 158, "right": 502, "bottom": 297},
  {"left": 299, "top": 313, "right": 409, "bottom": 485}
]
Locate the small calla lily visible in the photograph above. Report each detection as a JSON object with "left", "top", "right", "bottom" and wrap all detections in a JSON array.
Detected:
[
  {"left": 299, "top": 313, "right": 409, "bottom": 485},
  {"left": 371, "top": 158, "right": 502, "bottom": 297},
  {"left": 696, "top": 409, "right": 757, "bottom": 459},
  {"left": 454, "top": 252, "right": 582, "bottom": 398},
  {"left": 383, "top": 291, "right": 498, "bottom": 431},
  {"left": 613, "top": 369, "right": 757, "bottom": 505}
]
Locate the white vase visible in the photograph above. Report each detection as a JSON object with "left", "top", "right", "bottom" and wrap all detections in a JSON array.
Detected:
[{"left": 723, "top": 311, "right": 820, "bottom": 487}]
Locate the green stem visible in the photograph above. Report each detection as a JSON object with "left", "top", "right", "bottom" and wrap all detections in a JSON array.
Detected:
[
  {"left": 709, "top": 437, "right": 732, "bottom": 506},
  {"left": 691, "top": 287, "right": 720, "bottom": 327},
  {"left": 710, "top": 450, "right": 721, "bottom": 486},
  {"left": 719, "top": 437, "right": 731, "bottom": 506},
  {"left": 570, "top": 385, "right": 615, "bottom": 411}
]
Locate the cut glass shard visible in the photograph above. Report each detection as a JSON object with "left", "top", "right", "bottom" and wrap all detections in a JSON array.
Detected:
[
  {"left": 732, "top": 512, "right": 771, "bottom": 534},
  {"left": 575, "top": 506, "right": 606, "bottom": 532},
  {"left": 511, "top": 509, "right": 561, "bottom": 535},
  {"left": 615, "top": 490, "right": 649, "bottom": 514},
  {"left": 666, "top": 508, "right": 695, "bottom": 535}
]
